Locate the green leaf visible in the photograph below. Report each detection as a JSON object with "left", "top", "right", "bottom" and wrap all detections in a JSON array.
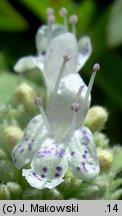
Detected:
[
  {"left": 90, "top": 6, "right": 111, "bottom": 55},
  {"left": 0, "top": 0, "right": 28, "bottom": 31},
  {"left": 96, "top": 53, "right": 122, "bottom": 107},
  {"left": 107, "top": 0, "right": 122, "bottom": 47},
  {"left": 0, "top": 71, "right": 18, "bottom": 104},
  {"left": 76, "top": 0, "right": 96, "bottom": 35},
  {"left": 113, "top": 151, "right": 122, "bottom": 168}
]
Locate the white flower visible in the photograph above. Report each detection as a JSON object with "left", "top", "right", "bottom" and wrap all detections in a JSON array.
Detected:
[
  {"left": 12, "top": 8, "right": 100, "bottom": 190},
  {"left": 14, "top": 8, "right": 92, "bottom": 96}
]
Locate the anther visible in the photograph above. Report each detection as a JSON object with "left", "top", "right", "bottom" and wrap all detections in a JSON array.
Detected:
[
  {"left": 59, "top": 7, "right": 68, "bottom": 32},
  {"left": 69, "top": 15, "right": 78, "bottom": 24},
  {"left": 48, "top": 14, "right": 55, "bottom": 23},
  {"left": 63, "top": 54, "right": 71, "bottom": 62},
  {"left": 47, "top": 8, "right": 55, "bottom": 44},
  {"left": 85, "top": 63, "right": 100, "bottom": 103},
  {"left": 47, "top": 8, "right": 54, "bottom": 16},
  {"left": 93, "top": 63, "right": 100, "bottom": 72},
  {"left": 71, "top": 103, "right": 80, "bottom": 112},
  {"left": 34, "top": 97, "right": 52, "bottom": 136},
  {"left": 59, "top": 7, "right": 67, "bottom": 17},
  {"left": 69, "top": 14, "right": 78, "bottom": 36},
  {"left": 54, "top": 53, "right": 71, "bottom": 94},
  {"left": 35, "top": 96, "right": 43, "bottom": 106}
]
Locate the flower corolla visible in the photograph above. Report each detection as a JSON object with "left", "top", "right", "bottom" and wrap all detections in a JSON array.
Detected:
[{"left": 12, "top": 8, "right": 100, "bottom": 189}]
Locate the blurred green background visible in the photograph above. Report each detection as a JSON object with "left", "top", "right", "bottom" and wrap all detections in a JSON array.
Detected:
[{"left": 0, "top": 0, "right": 122, "bottom": 145}]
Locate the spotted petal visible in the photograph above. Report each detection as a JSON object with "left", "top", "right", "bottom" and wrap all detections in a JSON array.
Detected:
[
  {"left": 22, "top": 138, "right": 68, "bottom": 189},
  {"left": 35, "top": 24, "right": 66, "bottom": 54},
  {"left": 44, "top": 32, "right": 79, "bottom": 94},
  {"left": 68, "top": 126, "right": 100, "bottom": 181},
  {"left": 77, "top": 36, "right": 92, "bottom": 72},
  {"left": 47, "top": 73, "right": 91, "bottom": 139},
  {"left": 12, "top": 114, "right": 48, "bottom": 169}
]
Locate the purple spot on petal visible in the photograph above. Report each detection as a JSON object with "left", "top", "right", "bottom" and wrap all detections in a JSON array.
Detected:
[
  {"left": 28, "top": 143, "right": 32, "bottom": 150},
  {"left": 32, "top": 119, "right": 38, "bottom": 124},
  {"left": 32, "top": 172, "right": 36, "bottom": 176},
  {"left": 33, "top": 173, "right": 43, "bottom": 181},
  {"left": 56, "top": 148, "right": 65, "bottom": 158},
  {"left": 41, "top": 174, "right": 45, "bottom": 178},
  {"left": 43, "top": 167, "right": 48, "bottom": 172},
  {"left": 56, "top": 166, "right": 62, "bottom": 172},
  {"left": 84, "top": 150, "right": 87, "bottom": 154},
  {"left": 71, "top": 151, "right": 75, "bottom": 156},
  {"left": 20, "top": 149, "right": 24, "bottom": 154},
  {"left": 82, "top": 161, "right": 85, "bottom": 166},
  {"left": 36, "top": 176, "right": 42, "bottom": 181},
  {"left": 55, "top": 173, "right": 60, "bottom": 178},
  {"left": 82, "top": 161, "right": 88, "bottom": 172},
  {"left": 82, "top": 154, "right": 87, "bottom": 159},
  {"left": 82, "top": 142, "right": 88, "bottom": 146},
  {"left": 84, "top": 135, "right": 90, "bottom": 142},
  {"left": 37, "top": 151, "right": 43, "bottom": 158},
  {"left": 82, "top": 129, "right": 87, "bottom": 134},
  {"left": 81, "top": 47, "right": 89, "bottom": 55},
  {"left": 37, "top": 148, "right": 52, "bottom": 158}
]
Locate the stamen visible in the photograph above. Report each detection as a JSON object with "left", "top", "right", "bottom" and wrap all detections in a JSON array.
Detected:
[
  {"left": 47, "top": 8, "right": 55, "bottom": 44},
  {"left": 46, "top": 8, "right": 54, "bottom": 16},
  {"left": 35, "top": 97, "right": 52, "bottom": 135},
  {"left": 69, "top": 15, "right": 78, "bottom": 36},
  {"left": 54, "top": 54, "right": 71, "bottom": 94},
  {"left": 59, "top": 7, "right": 68, "bottom": 32},
  {"left": 84, "top": 63, "right": 100, "bottom": 103},
  {"left": 71, "top": 103, "right": 80, "bottom": 112},
  {"left": 75, "top": 85, "right": 84, "bottom": 102},
  {"left": 64, "top": 86, "right": 84, "bottom": 141},
  {"left": 64, "top": 103, "right": 79, "bottom": 141}
]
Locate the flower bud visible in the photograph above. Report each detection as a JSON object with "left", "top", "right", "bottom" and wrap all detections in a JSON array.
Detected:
[
  {"left": 0, "top": 185, "right": 10, "bottom": 200},
  {"left": 3, "top": 126, "right": 23, "bottom": 152},
  {"left": 79, "top": 185, "right": 99, "bottom": 199},
  {"left": 94, "top": 132, "right": 109, "bottom": 148},
  {"left": 94, "top": 176, "right": 108, "bottom": 197},
  {"left": 16, "top": 83, "right": 37, "bottom": 113},
  {"left": 59, "top": 170, "right": 82, "bottom": 196},
  {"left": 84, "top": 106, "right": 108, "bottom": 132},
  {"left": 43, "top": 188, "right": 63, "bottom": 200},
  {"left": 97, "top": 149, "right": 113, "bottom": 171},
  {"left": 7, "top": 182, "right": 22, "bottom": 199}
]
